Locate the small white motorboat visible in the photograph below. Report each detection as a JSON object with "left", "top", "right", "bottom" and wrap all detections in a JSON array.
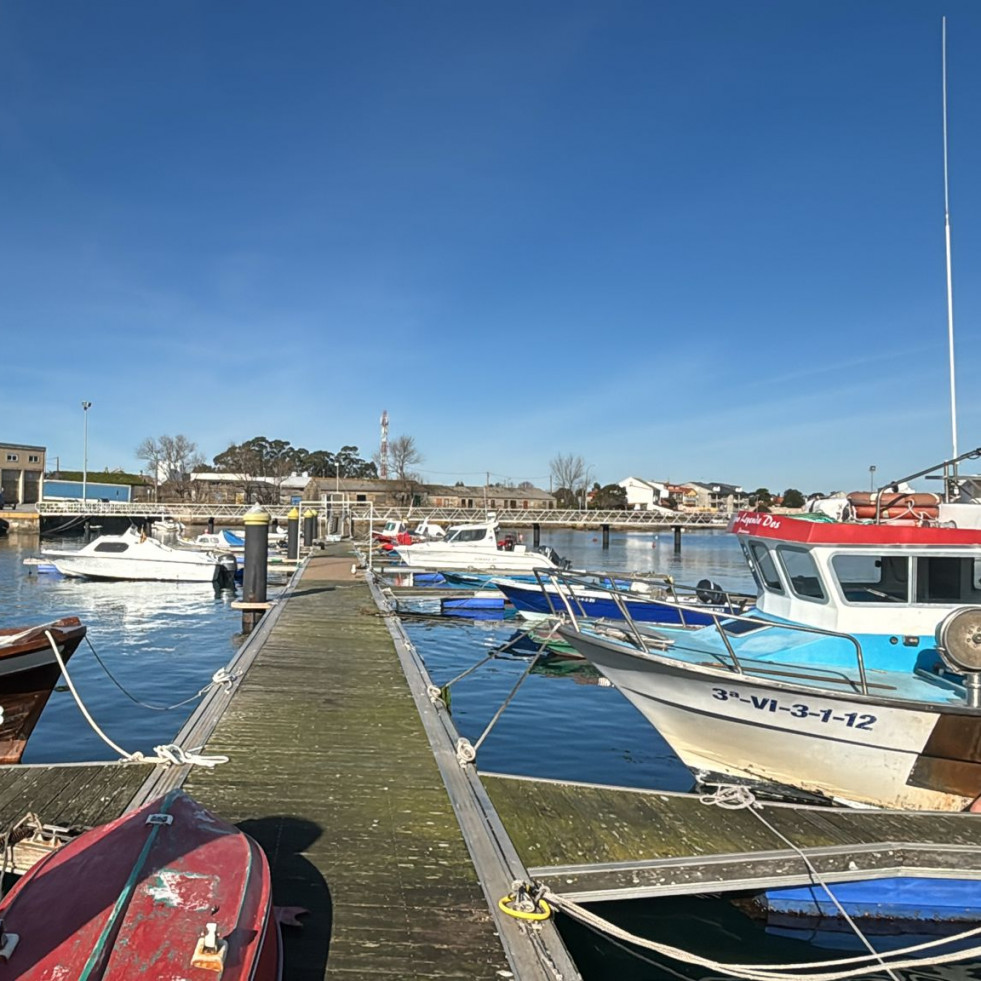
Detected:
[
  {"left": 43, "top": 528, "right": 236, "bottom": 583},
  {"left": 394, "top": 520, "right": 569, "bottom": 571}
]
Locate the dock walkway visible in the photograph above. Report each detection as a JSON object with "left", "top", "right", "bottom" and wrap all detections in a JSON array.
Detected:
[{"left": 183, "top": 554, "right": 521, "bottom": 979}]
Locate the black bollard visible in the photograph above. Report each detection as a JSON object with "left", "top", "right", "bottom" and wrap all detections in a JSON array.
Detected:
[
  {"left": 207, "top": 516, "right": 215, "bottom": 534},
  {"left": 602, "top": 523, "right": 610, "bottom": 549},
  {"left": 673, "top": 525, "right": 682, "bottom": 555},
  {"left": 533, "top": 522, "right": 541, "bottom": 547},
  {"left": 286, "top": 506, "right": 300, "bottom": 561},
  {"left": 302, "top": 509, "right": 317, "bottom": 547},
  {"left": 241, "top": 507, "right": 270, "bottom": 633}
]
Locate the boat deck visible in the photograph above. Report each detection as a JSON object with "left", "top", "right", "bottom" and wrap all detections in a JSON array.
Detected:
[{"left": 483, "top": 772, "right": 981, "bottom": 901}]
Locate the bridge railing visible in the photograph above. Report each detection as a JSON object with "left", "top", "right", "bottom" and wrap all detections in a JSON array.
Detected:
[{"left": 35, "top": 499, "right": 732, "bottom": 530}]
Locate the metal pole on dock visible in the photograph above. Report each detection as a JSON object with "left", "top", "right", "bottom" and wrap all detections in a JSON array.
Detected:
[
  {"left": 286, "top": 506, "right": 299, "bottom": 561},
  {"left": 240, "top": 507, "right": 270, "bottom": 634},
  {"left": 302, "top": 509, "right": 317, "bottom": 547},
  {"left": 532, "top": 522, "right": 540, "bottom": 547},
  {"left": 673, "top": 524, "right": 682, "bottom": 554},
  {"left": 602, "top": 523, "right": 610, "bottom": 549}
]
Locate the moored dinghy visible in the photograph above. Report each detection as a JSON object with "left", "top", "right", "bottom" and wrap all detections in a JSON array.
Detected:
[
  {"left": 0, "top": 789, "right": 281, "bottom": 980},
  {"left": 0, "top": 617, "right": 86, "bottom": 763}
]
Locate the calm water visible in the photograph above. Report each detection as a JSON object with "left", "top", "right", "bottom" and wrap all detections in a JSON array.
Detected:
[
  {"left": 401, "top": 530, "right": 981, "bottom": 981},
  {"left": 0, "top": 533, "right": 245, "bottom": 763}
]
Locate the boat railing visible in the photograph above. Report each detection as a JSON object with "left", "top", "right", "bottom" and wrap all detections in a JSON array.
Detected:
[
  {"left": 529, "top": 568, "right": 754, "bottom": 630},
  {"left": 543, "top": 570, "right": 872, "bottom": 696}
]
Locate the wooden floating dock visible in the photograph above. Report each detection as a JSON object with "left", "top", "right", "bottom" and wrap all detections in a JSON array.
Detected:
[
  {"left": 482, "top": 772, "right": 981, "bottom": 902},
  {"left": 180, "top": 551, "right": 578, "bottom": 980}
]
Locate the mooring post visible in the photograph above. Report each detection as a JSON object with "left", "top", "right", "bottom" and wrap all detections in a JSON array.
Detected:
[
  {"left": 207, "top": 516, "right": 215, "bottom": 534},
  {"left": 241, "top": 507, "right": 270, "bottom": 634},
  {"left": 533, "top": 522, "right": 541, "bottom": 547},
  {"left": 602, "top": 523, "right": 610, "bottom": 549},
  {"left": 302, "top": 508, "right": 317, "bottom": 547},
  {"left": 286, "top": 506, "right": 300, "bottom": 560},
  {"left": 673, "top": 524, "right": 682, "bottom": 554}
]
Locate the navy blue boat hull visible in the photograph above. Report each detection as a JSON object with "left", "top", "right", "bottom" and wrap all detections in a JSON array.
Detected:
[{"left": 496, "top": 582, "right": 722, "bottom": 626}]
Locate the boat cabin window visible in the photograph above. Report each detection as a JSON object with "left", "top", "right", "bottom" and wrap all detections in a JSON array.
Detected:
[
  {"left": 831, "top": 554, "right": 909, "bottom": 603},
  {"left": 446, "top": 527, "right": 488, "bottom": 544},
  {"left": 776, "top": 545, "right": 826, "bottom": 601},
  {"left": 914, "top": 556, "right": 981, "bottom": 604},
  {"left": 93, "top": 542, "right": 130, "bottom": 553},
  {"left": 747, "top": 541, "right": 784, "bottom": 594}
]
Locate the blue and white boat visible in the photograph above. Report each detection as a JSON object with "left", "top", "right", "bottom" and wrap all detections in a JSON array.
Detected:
[
  {"left": 560, "top": 509, "right": 981, "bottom": 811},
  {"left": 494, "top": 574, "right": 749, "bottom": 626}
]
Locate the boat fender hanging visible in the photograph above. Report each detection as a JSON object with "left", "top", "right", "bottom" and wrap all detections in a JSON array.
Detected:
[{"left": 695, "top": 579, "right": 725, "bottom": 605}]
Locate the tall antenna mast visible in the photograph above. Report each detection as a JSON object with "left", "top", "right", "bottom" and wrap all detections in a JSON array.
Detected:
[
  {"left": 379, "top": 409, "right": 389, "bottom": 480},
  {"left": 942, "top": 16, "right": 959, "bottom": 471}
]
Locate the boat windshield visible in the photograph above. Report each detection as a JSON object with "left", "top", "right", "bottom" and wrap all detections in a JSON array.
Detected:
[
  {"left": 744, "top": 541, "right": 784, "bottom": 594},
  {"left": 445, "top": 527, "right": 489, "bottom": 544},
  {"left": 94, "top": 542, "right": 129, "bottom": 553},
  {"left": 831, "top": 552, "right": 981, "bottom": 605}
]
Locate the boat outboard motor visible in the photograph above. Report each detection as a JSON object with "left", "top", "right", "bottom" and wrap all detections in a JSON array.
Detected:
[
  {"left": 216, "top": 552, "right": 238, "bottom": 589},
  {"left": 535, "top": 546, "right": 570, "bottom": 569},
  {"left": 695, "top": 579, "right": 726, "bottom": 605},
  {"left": 937, "top": 607, "right": 981, "bottom": 707}
]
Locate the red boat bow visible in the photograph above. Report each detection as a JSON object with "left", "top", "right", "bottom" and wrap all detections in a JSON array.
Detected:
[{"left": 0, "top": 790, "right": 280, "bottom": 980}]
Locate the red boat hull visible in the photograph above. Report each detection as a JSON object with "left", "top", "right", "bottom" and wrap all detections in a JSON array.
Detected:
[
  {"left": 0, "top": 617, "right": 86, "bottom": 763},
  {"left": 0, "top": 790, "right": 280, "bottom": 980}
]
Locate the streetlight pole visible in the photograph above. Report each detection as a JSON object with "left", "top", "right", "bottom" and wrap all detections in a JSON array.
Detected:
[
  {"left": 81, "top": 401, "right": 92, "bottom": 503},
  {"left": 869, "top": 464, "right": 876, "bottom": 493}
]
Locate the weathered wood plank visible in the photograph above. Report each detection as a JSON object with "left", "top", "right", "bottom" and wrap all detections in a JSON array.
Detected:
[{"left": 184, "top": 555, "right": 516, "bottom": 980}]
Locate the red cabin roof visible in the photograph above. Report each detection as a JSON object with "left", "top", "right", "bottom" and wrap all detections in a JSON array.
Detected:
[{"left": 729, "top": 510, "right": 981, "bottom": 546}]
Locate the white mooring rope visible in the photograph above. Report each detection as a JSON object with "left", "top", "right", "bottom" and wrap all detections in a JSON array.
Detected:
[{"left": 45, "top": 630, "right": 229, "bottom": 769}]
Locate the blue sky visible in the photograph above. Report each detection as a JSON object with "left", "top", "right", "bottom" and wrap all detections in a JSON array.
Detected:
[{"left": 2, "top": 1, "right": 980, "bottom": 495}]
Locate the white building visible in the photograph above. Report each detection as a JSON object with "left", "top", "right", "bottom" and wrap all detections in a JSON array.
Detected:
[{"left": 618, "top": 476, "right": 672, "bottom": 511}]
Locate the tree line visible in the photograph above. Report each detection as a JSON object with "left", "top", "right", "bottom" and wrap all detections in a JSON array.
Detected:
[{"left": 135, "top": 433, "right": 423, "bottom": 502}]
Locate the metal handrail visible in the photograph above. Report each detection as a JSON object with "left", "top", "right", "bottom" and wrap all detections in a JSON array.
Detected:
[{"left": 542, "top": 570, "right": 871, "bottom": 696}]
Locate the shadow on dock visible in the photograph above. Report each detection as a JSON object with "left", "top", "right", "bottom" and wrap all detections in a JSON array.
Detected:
[{"left": 238, "top": 815, "right": 332, "bottom": 977}]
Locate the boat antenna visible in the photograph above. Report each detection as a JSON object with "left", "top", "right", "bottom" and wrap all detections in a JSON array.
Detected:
[{"left": 942, "top": 16, "right": 960, "bottom": 476}]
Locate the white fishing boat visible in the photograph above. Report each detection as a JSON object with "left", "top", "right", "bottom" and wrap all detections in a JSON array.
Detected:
[
  {"left": 559, "top": 490, "right": 981, "bottom": 811},
  {"left": 43, "top": 528, "right": 236, "bottom": 583},
  {"left": 394, "top": 519, "right": 568, "bottom": 572}
]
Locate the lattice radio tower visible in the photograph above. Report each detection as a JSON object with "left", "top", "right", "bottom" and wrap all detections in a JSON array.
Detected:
[{"left": 379, "top": 410, "right": 389, "bottom": 480}]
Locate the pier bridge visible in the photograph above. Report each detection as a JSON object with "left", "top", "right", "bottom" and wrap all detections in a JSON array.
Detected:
[{"left": 34, "top": 499, "right": 732, "bottom": 534}]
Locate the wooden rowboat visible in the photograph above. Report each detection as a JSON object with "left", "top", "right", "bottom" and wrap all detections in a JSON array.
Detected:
[
  {"left": 0, "top": 790, "right": 281, "bottom": 979},
  {"left": 0, "top": 617, "right": 86, "bottom": 764}
]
